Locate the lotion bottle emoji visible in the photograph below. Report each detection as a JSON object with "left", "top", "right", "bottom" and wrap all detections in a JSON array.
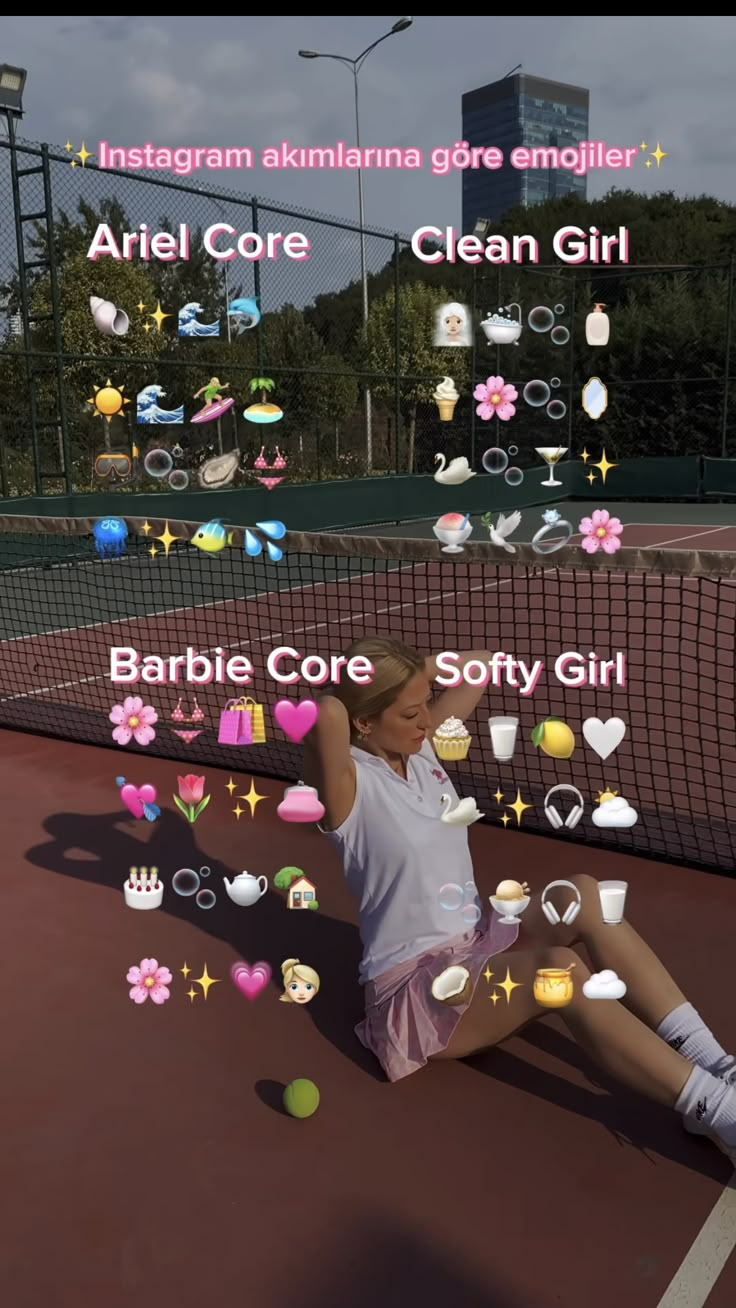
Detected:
[{"left": 586, "top": 303, "right": 609, "bottom": 346}]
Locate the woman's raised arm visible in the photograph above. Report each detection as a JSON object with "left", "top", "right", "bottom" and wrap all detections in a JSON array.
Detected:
[
  {"left": 303, "top": 695, "right": 356, "bottom": 832},
  {"left": 425, "top": 650, "right": 495, "bottom": 731}
]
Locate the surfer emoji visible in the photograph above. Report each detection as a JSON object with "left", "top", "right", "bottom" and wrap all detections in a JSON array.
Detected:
[
  {"left": 192, "top": 377, "right": 235, "bottom": 424},
  {"left": 190, "top": 519, "right": 235, "bottom": 556}
]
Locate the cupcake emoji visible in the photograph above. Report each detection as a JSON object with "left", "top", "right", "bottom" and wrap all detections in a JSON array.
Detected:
[
  {"left": 432, "top": 715, "right": 472, "bottom": 762},
  {"left": 434, "top": 376, "right": 459, "bottom": 421}
]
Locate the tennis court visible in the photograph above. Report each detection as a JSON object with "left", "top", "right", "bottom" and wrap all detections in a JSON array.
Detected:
[{"left": 1, "top": 504, "right": 736, "bottom": 1308}]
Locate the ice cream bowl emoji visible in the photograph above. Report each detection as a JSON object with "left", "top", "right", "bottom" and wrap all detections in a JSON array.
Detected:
[
  {"left": 490, "top": 894, "right": 530, "bottom": 926},
  {"left": 433, "top": 512, "right": 472, "bottom": 554}
]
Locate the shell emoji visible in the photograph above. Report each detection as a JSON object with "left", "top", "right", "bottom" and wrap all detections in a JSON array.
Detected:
[{"left": 90, "top": 296, "right": 130, "bottom": 337}]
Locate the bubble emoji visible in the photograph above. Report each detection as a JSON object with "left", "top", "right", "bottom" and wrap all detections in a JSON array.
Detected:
[
  {"left": 523, "top": 379, "right": 551, "bottom": 407},
  {"left": 551, "top": 325, "right": 570, "bottom": 346},
  {"left": 482, "top": 447, "right": 509, "bottom": 475},
  {"left": 173, "top": 867, "right": 200, "bottom": 897},
  {"left": 546, "top": 400, "right": 567, "bottom": 420},
  {"left": 438, "top": 883, "right": 464, "bottom": 912},
  {"left": 144, "top": 448, "right": 174, "bottom": 479},
  {"left": 528, "top": 305, "right": 555, "bottom": 333},
  {"left": 196, "top": 888, "right": 216, "bottom": 909},
  {"left": 505, "top": 466, "right": 524, "bottom": 486}
]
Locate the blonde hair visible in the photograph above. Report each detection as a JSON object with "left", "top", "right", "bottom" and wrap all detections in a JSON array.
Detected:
[
  {"left": 280, "top": 958, "right": 321, "bottom": 1002},
  {"left": 332, "top": 637, "right": 426, "bottom": 735}
]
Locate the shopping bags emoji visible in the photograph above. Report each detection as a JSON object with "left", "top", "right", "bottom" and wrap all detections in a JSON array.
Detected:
[
  {"left": 242, "top": 696, "right": 266, "bottom": 744},
  {"left": 218, "top": 697, "right": 255, "bottom": 746}
]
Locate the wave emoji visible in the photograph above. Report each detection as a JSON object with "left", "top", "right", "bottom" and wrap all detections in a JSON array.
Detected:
[
  {"left": 136, "top": 384, "right": 185, "bottom": 425},
  {"left": 227, "top": 296, "right": 261, "bottom": 333},
  {"left": 178, "top": 301, "right": 221, "bottom": 338}
]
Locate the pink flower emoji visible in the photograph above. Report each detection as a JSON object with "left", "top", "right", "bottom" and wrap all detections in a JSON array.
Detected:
[
  {"left": 579, "top": 509, "right": 624, "bottom": 555},
  {"left": 127, "top": 958, "right": 172, "bottom": 1005},
  {"left": 174, "top": 773, "right": 211, "bottom": 824},
  {"left": 473, "top": 375, "right": 518, "bottom": 421},
  {"left": 109, "top": 695, "right": 158, "bottom": 746}
]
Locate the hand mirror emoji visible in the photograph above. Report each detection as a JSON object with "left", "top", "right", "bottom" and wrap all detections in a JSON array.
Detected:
[
  {"left": 223, "top": 871, "right": 268, "bottom": 906},
  {"left": 277, "top": 781, "right": 325, "bottom": 824}
]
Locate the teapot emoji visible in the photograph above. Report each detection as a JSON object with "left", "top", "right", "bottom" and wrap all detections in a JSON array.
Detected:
[
  {"left": 277, "top": 781, "right": 325, "bottom": 824},
  {"left": 223, "top": 871, "right": 268, "bottom": 907}
]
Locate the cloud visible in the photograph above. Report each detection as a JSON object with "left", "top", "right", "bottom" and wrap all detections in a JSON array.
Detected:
[
  {"left": 5, "top": 14, "right": 736, "bottom": 240},
  {"left": 583, "top": 970, "right": 627, "bottom": 1000},
  {"left": 592, "top": 796, "right": 638, "bottom": 829}
]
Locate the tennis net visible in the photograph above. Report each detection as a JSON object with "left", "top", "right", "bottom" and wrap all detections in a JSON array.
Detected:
[{"left": 0, "top": 513, "right": 734, "bottom": 874}]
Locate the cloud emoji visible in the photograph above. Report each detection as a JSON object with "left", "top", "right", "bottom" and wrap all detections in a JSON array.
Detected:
[
  {"left": 592, "top": 796, "right": 638, "bottom": 829},
  {"left": 583, "top": 969, "right": 627, "bottom": 1000}
]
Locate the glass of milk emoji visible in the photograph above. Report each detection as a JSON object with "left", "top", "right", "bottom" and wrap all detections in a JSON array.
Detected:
[{"left": 586, "top": 303, "right": 609, "bottom": 346}]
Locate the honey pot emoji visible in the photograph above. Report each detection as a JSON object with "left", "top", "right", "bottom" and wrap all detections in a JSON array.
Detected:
[{"left": 534, "top": 963, "right": 576, "bottom": 1009}]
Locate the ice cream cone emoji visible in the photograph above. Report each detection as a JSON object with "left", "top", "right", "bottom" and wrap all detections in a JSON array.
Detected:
[{"left": 434, "top": 376, "right": 459, "bottom": 421}]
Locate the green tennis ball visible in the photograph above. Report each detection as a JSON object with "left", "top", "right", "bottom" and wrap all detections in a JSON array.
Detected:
[{"left": 283, "top": 1078, "right": 320, "bottom": 1119}]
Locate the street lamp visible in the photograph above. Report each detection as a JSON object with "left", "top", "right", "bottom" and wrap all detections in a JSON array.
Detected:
[
  {"left": 0, "top": 64, "right": 27, "bottom": 117},
  {"left": 299, "top": 18, "right": 414, "bottom": 470}
]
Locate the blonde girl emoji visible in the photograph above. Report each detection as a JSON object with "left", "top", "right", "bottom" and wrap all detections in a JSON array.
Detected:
[{"left": 280, "top": 958, "right": 320, "bottom": 1005}]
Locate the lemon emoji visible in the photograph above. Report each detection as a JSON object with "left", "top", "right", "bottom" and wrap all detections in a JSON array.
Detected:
[{"left": 532, "top": 717, "right": 575, "bottom": 759}]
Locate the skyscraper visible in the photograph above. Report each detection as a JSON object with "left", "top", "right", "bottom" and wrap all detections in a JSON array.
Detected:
[{"left": 461, "top": 73, "right": 589, "bottom": 232}]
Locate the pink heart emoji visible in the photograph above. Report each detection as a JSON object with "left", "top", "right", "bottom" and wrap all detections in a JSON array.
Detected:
[
  {"left": 230, "top": 961, "right": 272, "bottom": 1001},
  {"left": 120, "top": 782, "right": 157, "bottom": 820},
  {"left": 274, "top": 699, "right": 320, "bottom": 744}
]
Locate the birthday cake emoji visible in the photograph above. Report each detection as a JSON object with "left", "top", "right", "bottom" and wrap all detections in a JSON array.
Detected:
[{"left": 124, "top": 866, "right": 164, "bottom": 910}]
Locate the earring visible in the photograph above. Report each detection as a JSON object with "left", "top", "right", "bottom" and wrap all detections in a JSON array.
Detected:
[{"left": 357, "top": 728, "right": 369, "bottom": 741}]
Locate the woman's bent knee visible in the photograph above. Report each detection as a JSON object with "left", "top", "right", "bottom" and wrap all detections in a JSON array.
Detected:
[{"left": 537, "top": 944, "right": 586, "bottom": 973}]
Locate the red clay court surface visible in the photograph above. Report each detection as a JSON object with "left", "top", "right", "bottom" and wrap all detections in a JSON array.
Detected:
[{"left": 1, "top": 516, "right": 736, "bottom": 1307}]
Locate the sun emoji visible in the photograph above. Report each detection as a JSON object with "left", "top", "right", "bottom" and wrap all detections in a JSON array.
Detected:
[
  {"left": 87, "top": 379, "right": 130, "bottom": 423},
  {"left": 596, "top": 786, "right": 619, "bottom": 804}
]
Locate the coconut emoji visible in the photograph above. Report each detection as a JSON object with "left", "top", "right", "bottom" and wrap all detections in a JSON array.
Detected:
[
  {"left": 532, "top": 716, "right": 576, "bottom": 759},
  {"left": 431, "top": 964, "right": 472, "bottom": 1007}
]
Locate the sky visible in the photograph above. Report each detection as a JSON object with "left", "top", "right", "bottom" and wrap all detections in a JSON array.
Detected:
[{"left": 3, "top": 13, "right": 736, "bottom": 243}]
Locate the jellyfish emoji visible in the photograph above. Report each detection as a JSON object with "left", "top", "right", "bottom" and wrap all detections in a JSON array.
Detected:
[{"left": 93, "top": 517, "right": 129, "bottom": 559}]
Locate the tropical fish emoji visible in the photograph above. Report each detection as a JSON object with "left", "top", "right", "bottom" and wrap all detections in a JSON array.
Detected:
[{"left": 190, "top": 519, "right": 235, "bottom": 555}]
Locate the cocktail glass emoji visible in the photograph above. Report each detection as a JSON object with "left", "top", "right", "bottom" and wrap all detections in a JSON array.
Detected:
[{"left": 535, "top": 446, "right": 568, "bottom": 487}]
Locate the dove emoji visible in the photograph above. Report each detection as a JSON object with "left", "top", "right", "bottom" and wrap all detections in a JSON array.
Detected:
[{"left": 484, "top": 510, "right": 522, "bottom": 553}]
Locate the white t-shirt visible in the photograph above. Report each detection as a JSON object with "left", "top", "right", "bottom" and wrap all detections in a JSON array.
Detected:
[{"left": 321, "top": 739, "right": 481, "bottom": 982}]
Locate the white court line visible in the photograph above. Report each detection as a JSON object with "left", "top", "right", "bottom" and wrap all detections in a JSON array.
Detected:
[
  {"left": 655, "top": 1173, "right": 736, "bottom": 1308},
  {"left": 0, "top": 561, "right": 422, "bottom": 645},
  {"left": 0, "top": 569, "right": 530, "bottom": 702},
  {"left": 0, "top": 519, "right": 730, "bottom": 646},
  {"left": 0, "top": 522, "right": 731, "bottom": 702}
]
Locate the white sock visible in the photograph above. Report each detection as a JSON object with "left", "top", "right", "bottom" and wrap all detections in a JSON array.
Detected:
[
  {"left": 676, "top": 1065, "right": 736, "bottom": 1148},
  {"left": 657, "top": 1003, "right": 736, "bottom": 1081}
]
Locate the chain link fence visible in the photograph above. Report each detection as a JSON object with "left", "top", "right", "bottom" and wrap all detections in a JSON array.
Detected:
[{"left": 1, "top": 136, "right": 734, "bottom": 498}]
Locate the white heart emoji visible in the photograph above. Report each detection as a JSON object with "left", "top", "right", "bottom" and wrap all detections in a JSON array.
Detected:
[{"left": 582, "top": 717, "right": 626, "bottom": 760}]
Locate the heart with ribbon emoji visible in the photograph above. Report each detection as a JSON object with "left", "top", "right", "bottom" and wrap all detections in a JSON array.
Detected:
[{"left": 230, "top": 960, "right": 272, "bottom": 1001}]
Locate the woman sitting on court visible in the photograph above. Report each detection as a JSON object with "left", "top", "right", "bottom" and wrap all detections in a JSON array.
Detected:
[{"left": 304, "top": 636, "right": 736, "bottom": 1160}]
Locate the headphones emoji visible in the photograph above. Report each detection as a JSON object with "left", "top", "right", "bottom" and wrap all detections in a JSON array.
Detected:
[
  {"left": 541, "top": 880, "right": 582, "bottom": 926},
  {"left": 543, "top": 784, "right": 585, "bottom": 831}
]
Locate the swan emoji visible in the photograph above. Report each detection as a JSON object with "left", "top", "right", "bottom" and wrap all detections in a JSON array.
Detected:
[
  {"left": 483, "top": 509, "right": 522, "bottom": 553},
  {"left": 434, "top": 454, "right": 477, "bottom": 486},
  {"left": 439, "top": 793, "right": 484, "bottom": 826}
]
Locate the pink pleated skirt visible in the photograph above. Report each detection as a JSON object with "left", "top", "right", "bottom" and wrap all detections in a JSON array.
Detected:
[{"left": 356, "top": 911, "right": 519, "bottom": 1082}]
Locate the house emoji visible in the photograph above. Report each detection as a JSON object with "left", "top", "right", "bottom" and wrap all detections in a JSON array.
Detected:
[{"left": 288, "top": 876, "right": 317, "bottom": 909}]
